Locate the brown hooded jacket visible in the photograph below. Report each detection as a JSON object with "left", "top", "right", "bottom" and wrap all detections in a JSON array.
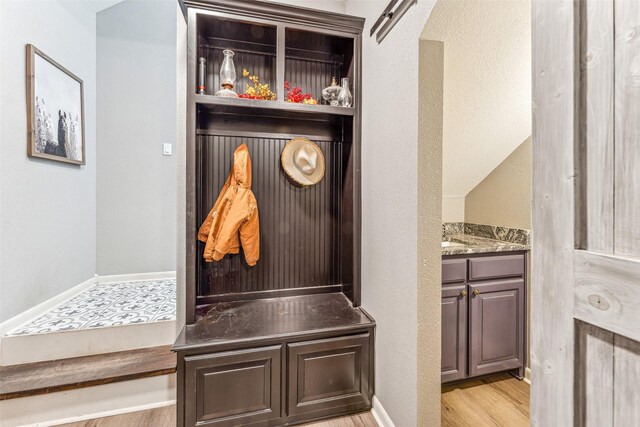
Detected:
[{"left": 197, "top": 143, "right": 259, "bottom": 266}]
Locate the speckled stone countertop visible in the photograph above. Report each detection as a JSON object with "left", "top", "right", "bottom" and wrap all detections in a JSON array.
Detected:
[
  {"left": 442, "top": 234, "right": 530, "bottom": 256},
  {"left": 442, "top": 223, "right": 531, "bottom": 256}
]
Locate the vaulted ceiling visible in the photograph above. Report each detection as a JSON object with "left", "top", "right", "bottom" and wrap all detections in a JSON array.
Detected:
[{"left": 422, "top": 0, "right": 531, "bottom": 197}]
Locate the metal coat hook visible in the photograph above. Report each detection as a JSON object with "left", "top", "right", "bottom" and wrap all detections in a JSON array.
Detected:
[{"left": 370, "top": 0, "right": 417, "bottom": 43}]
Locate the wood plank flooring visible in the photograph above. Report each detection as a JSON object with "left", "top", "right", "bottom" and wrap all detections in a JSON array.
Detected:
[
  {"left": 441, "top": 373, "right": 530, "bottom": 427},
  {"left": 59, "top": 407, "right": 378, "bottom": 427},
  {"left": 0, "top": 346, "right": 176, "bottom": 400}
]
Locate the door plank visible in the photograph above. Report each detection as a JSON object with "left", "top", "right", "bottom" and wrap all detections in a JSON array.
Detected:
[
  {"left": 574, "top": 321, "right": 614, "bottom": 427},
  {"left": 577, "top": 0, "right": 614, "bottom": 252},
  {"left": 531, "top": 0, "right": 576, "bottom": 424},
  {"left": 613, "top": 334, "right": 640, "bottom": 426},
  {"left": 614, "top": 0, "right": 640, "bottom": 257},
  {"left": 574, "top": 251, "right": 640, "bottom": 342}
]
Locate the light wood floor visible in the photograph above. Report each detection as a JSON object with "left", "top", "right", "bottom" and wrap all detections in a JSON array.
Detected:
[
  {"left": 59, "top": 407, "right": 377, "bottom": 427},
  {"left": 441, "top": 373, "right": 530, "bottom": 427}
]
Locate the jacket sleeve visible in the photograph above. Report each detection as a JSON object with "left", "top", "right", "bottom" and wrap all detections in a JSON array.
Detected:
[
  {"left": 197, "top": 171, "right": 232, "bottom": 242},
  {"left": 239, "top": 205, "right": 259, "bottom": 266}
]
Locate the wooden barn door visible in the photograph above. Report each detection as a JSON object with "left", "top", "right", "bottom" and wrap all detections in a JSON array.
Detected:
[{"left": 532, "top": 0, "right": 640, "bottom": 425}]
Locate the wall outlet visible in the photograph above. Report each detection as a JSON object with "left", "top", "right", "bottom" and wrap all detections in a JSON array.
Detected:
[{"left": 163, "top": 143, "right": 172, "bottom": 156}]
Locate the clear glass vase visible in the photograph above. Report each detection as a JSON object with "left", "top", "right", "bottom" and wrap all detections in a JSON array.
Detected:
[
  {"left": 215, "top": 49, "right": 238, "bottom": 98},
  {"left": 322, "top": 77, "right": 341, "bottom": 106},
  {"left": 337, "top": 77, "right": 352, "bottom": 107}
]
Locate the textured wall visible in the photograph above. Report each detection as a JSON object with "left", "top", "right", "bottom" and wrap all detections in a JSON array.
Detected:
[
  {"left": 442, "top": 196, "right": 465, "bottom": 222},
  {"left": 96, "top": 0, "right": 177, "bottom": 275},
  {"left": 0, "top": 0, "right": 97, "bottom": 322},
  {"left": 465, "top": 137, "right": 532, "bottom": 229},
  {"left": 422, "top": 0, "right": 531, "bottom": 202},
  {"left": 344, "top": 1, "right": 438, "bottom": 425}
]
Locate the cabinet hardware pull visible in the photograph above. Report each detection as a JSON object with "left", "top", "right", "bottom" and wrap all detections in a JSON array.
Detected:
[
  {"left": 473, "top": 289, "right": 480, "bottom": 296},
  {"left": 460, "top": 290, "right": 467, "bottom": 297}
]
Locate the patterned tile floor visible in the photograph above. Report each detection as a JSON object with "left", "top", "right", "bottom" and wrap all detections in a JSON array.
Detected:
[{"left": 7, "top": 279, "right": 176, "bottom": 336}]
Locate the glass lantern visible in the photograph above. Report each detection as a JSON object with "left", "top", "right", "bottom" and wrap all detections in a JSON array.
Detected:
[{"left": 215, "top": 49, "right": 239, "bottom": 98}]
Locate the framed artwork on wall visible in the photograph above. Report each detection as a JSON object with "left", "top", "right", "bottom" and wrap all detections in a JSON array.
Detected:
[{"left": 26, "top": 44, "right": 85, "bottom": 165}]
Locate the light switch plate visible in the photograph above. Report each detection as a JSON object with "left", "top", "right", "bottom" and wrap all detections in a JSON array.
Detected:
[{"left": 163, "top": 143, "right": 172, "bottom": 156}]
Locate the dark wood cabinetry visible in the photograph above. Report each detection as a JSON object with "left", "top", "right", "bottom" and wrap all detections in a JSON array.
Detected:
[
  {"left": 441, "top": 252, "right": 526, "bottom": 383},
  {"left": 175, "top": 2, "right": 372, "bottom": 425}
]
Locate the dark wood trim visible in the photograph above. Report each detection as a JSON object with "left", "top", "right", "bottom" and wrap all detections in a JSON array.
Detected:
[
  {"left": 185, "top": 9, "right": 198, "bottom": 325},
  {"left": 183, "top": 0, "right": 365, "bottom": 34},
  {"left": 0, "top": 346, "right": 176, "bottom": 401},
  {"left": 26, "top": 44, "right": 86, "bottom": 166},
  {"left": 195, "top": 129, "right": 337, "bottom": 141},
  {"left": 196, "top": 284, "right": 344, "bottom": 305}
]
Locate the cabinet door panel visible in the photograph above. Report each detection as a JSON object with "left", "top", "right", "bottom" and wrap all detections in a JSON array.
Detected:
[
  {"left": 287, "top": 334, "right": 372, "bottom": 419},
  {"left": 443, "top": 258, "right": 467, "bottom": 284},
  {"left": 184, "top": 346, "right": 281, "bottom": 427},
  {"left": 441, "top": 284, "right": 468, "bottom": 383},
  {"left": 469, "top": 280, "right": 524, "bottom": 377}
]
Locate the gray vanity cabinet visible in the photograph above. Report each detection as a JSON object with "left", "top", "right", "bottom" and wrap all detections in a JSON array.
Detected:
[
  {"left": 441, "top": 284, "right": 467, "bottom": 382},
  {"left": 468, "top": 279, "right": 525, "bottom": 377},
  {"left": 441, "top": 252, "right": 526, "bottom": 383}
]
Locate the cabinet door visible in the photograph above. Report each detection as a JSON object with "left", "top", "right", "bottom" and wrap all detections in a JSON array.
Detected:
[
  {"left": 184, "top": 346, "right": 281, "bottom": 427},
  {"left": 441, "top": 284, "right": 468, "bottom": 383},
  {"left": 287, "top": 333, "right": 372, "bottom": 421},
  {"left": 469, "top": 279, "right": 524, "bottom": 377}
]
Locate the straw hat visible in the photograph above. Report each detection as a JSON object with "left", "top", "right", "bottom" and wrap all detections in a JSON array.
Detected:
[{"left": 281, "top": 137, "right": 325, "bottom": 186}]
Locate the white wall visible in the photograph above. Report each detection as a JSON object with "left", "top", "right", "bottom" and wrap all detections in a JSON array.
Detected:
[
  {"left": 442, "top": 196, "right": 465, "bottom": 222},
  {"left": 0, "top": 0, "right": 97, "bottom": 322},
  {"left": 423, "top": 0, "right": 531, "bottom": 204},
  {"left": 96, "top": 0, "right": 177, "bottom": 275},
  {"left": 344, "top": 1, "right": 438, "bottom": 425}
]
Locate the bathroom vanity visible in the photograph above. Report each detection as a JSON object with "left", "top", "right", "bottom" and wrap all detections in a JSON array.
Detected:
[{"left": 441, "top": 228, "right": 529, "bottom": 384}]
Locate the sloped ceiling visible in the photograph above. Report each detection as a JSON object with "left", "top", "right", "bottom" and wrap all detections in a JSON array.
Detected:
[{"left": 422, "top": 0, "right": 531, "bottom": 197}]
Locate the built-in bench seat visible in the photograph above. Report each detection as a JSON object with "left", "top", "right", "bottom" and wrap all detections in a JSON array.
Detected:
[{"left": 172, "top": 292, "right": 375, "bottom": 427}]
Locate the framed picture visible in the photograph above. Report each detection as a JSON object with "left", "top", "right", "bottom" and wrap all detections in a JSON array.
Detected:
[{"left": 26, "top": 44, "right": 85, "bottom": 165}]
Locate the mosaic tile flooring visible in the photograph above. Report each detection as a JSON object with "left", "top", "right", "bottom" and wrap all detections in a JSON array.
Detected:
[{"left": 7, "top": 279, "right": 176, "bottom": 336}]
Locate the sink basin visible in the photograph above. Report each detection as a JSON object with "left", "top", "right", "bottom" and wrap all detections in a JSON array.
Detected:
[{"left": 442, "top": 241, "right": 464, "bottom": 248}]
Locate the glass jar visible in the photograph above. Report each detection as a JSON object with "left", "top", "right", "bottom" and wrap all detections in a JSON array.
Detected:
[
  {"left": 215, "top": 49, "right": 238, "bottom": 98},
  {"left": 337, "top": 77, "right": 352, "bottom": 107},
  {"left": 322, "top": 77, "right": 341, "bottom": 106}
]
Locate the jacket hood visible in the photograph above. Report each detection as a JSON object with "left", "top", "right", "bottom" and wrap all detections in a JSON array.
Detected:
[{"left": 232, "top": 143, "right": 252, "bottom": 188}]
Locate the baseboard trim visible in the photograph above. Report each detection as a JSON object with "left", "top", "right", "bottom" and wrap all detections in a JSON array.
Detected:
[
  {"left": 524, "top": 367, "right": 531, "bottom": 385},
  {"left": 97, "top": 271, "right": 176, "bottom": 283},
  {"left": 371, "top": 396, "right": 395, "bottom": 427},
  {"left": 42, "top": 399, "right": 176, "bottom": 427},
  {"left": 0, "top": 275, "right": 97, "bottom": 337}
]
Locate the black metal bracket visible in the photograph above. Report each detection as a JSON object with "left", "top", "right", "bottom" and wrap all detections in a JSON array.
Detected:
[{"left": 369, "top": 0, "right": 417, "bottom": 43}]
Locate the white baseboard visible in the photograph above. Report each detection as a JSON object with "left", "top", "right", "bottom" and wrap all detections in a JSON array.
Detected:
[
  {"left": 524, "top": 367, "right": 531, "bottom": 385},
  {"left": 371, "top": 396, "right": 395, "bottom": 427},
  {"left": 0, "top": 374, "right": 176, "bottom": 427},
  {"left": 97, "top": 271, "right": 176, "bottom": 283},
  {"left": 0, "top": 275, "right": 97, "bottom": 337}
]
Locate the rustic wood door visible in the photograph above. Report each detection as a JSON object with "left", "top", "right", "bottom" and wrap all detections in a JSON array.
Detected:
[{"left": 532, "top": 0, "right": 640, "bottom": 425}]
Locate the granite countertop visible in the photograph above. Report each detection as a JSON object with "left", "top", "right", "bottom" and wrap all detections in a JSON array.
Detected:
[{"left": 442, "top": 234, "right": 530, "bottom": 256}]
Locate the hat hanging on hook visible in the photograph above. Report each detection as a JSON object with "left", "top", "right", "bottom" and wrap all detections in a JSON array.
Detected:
[{"left": 281, "top": 137, "right": 325, "bottom": 186}]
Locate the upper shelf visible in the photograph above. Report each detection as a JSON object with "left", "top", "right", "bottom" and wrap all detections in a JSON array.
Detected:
[{"left": 194, "top": 94, "right": 356, "bottom": 117}]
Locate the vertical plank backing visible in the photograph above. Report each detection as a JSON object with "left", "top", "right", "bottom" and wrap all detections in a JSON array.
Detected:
[
  {"left": 613, "top": 334, "right": 640, "bottom": 426},
  {"left": 578, "top": 0, "right": 615, "bottom": 253},
  {"left": 531, "top": 0, "right": 576, "bottom": 425},
  {"left": 614, "top": 0, "right": 640, "bottom": 257},
  {"left": 574, "top": 321, "right": 614, "bottom": 427}
]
